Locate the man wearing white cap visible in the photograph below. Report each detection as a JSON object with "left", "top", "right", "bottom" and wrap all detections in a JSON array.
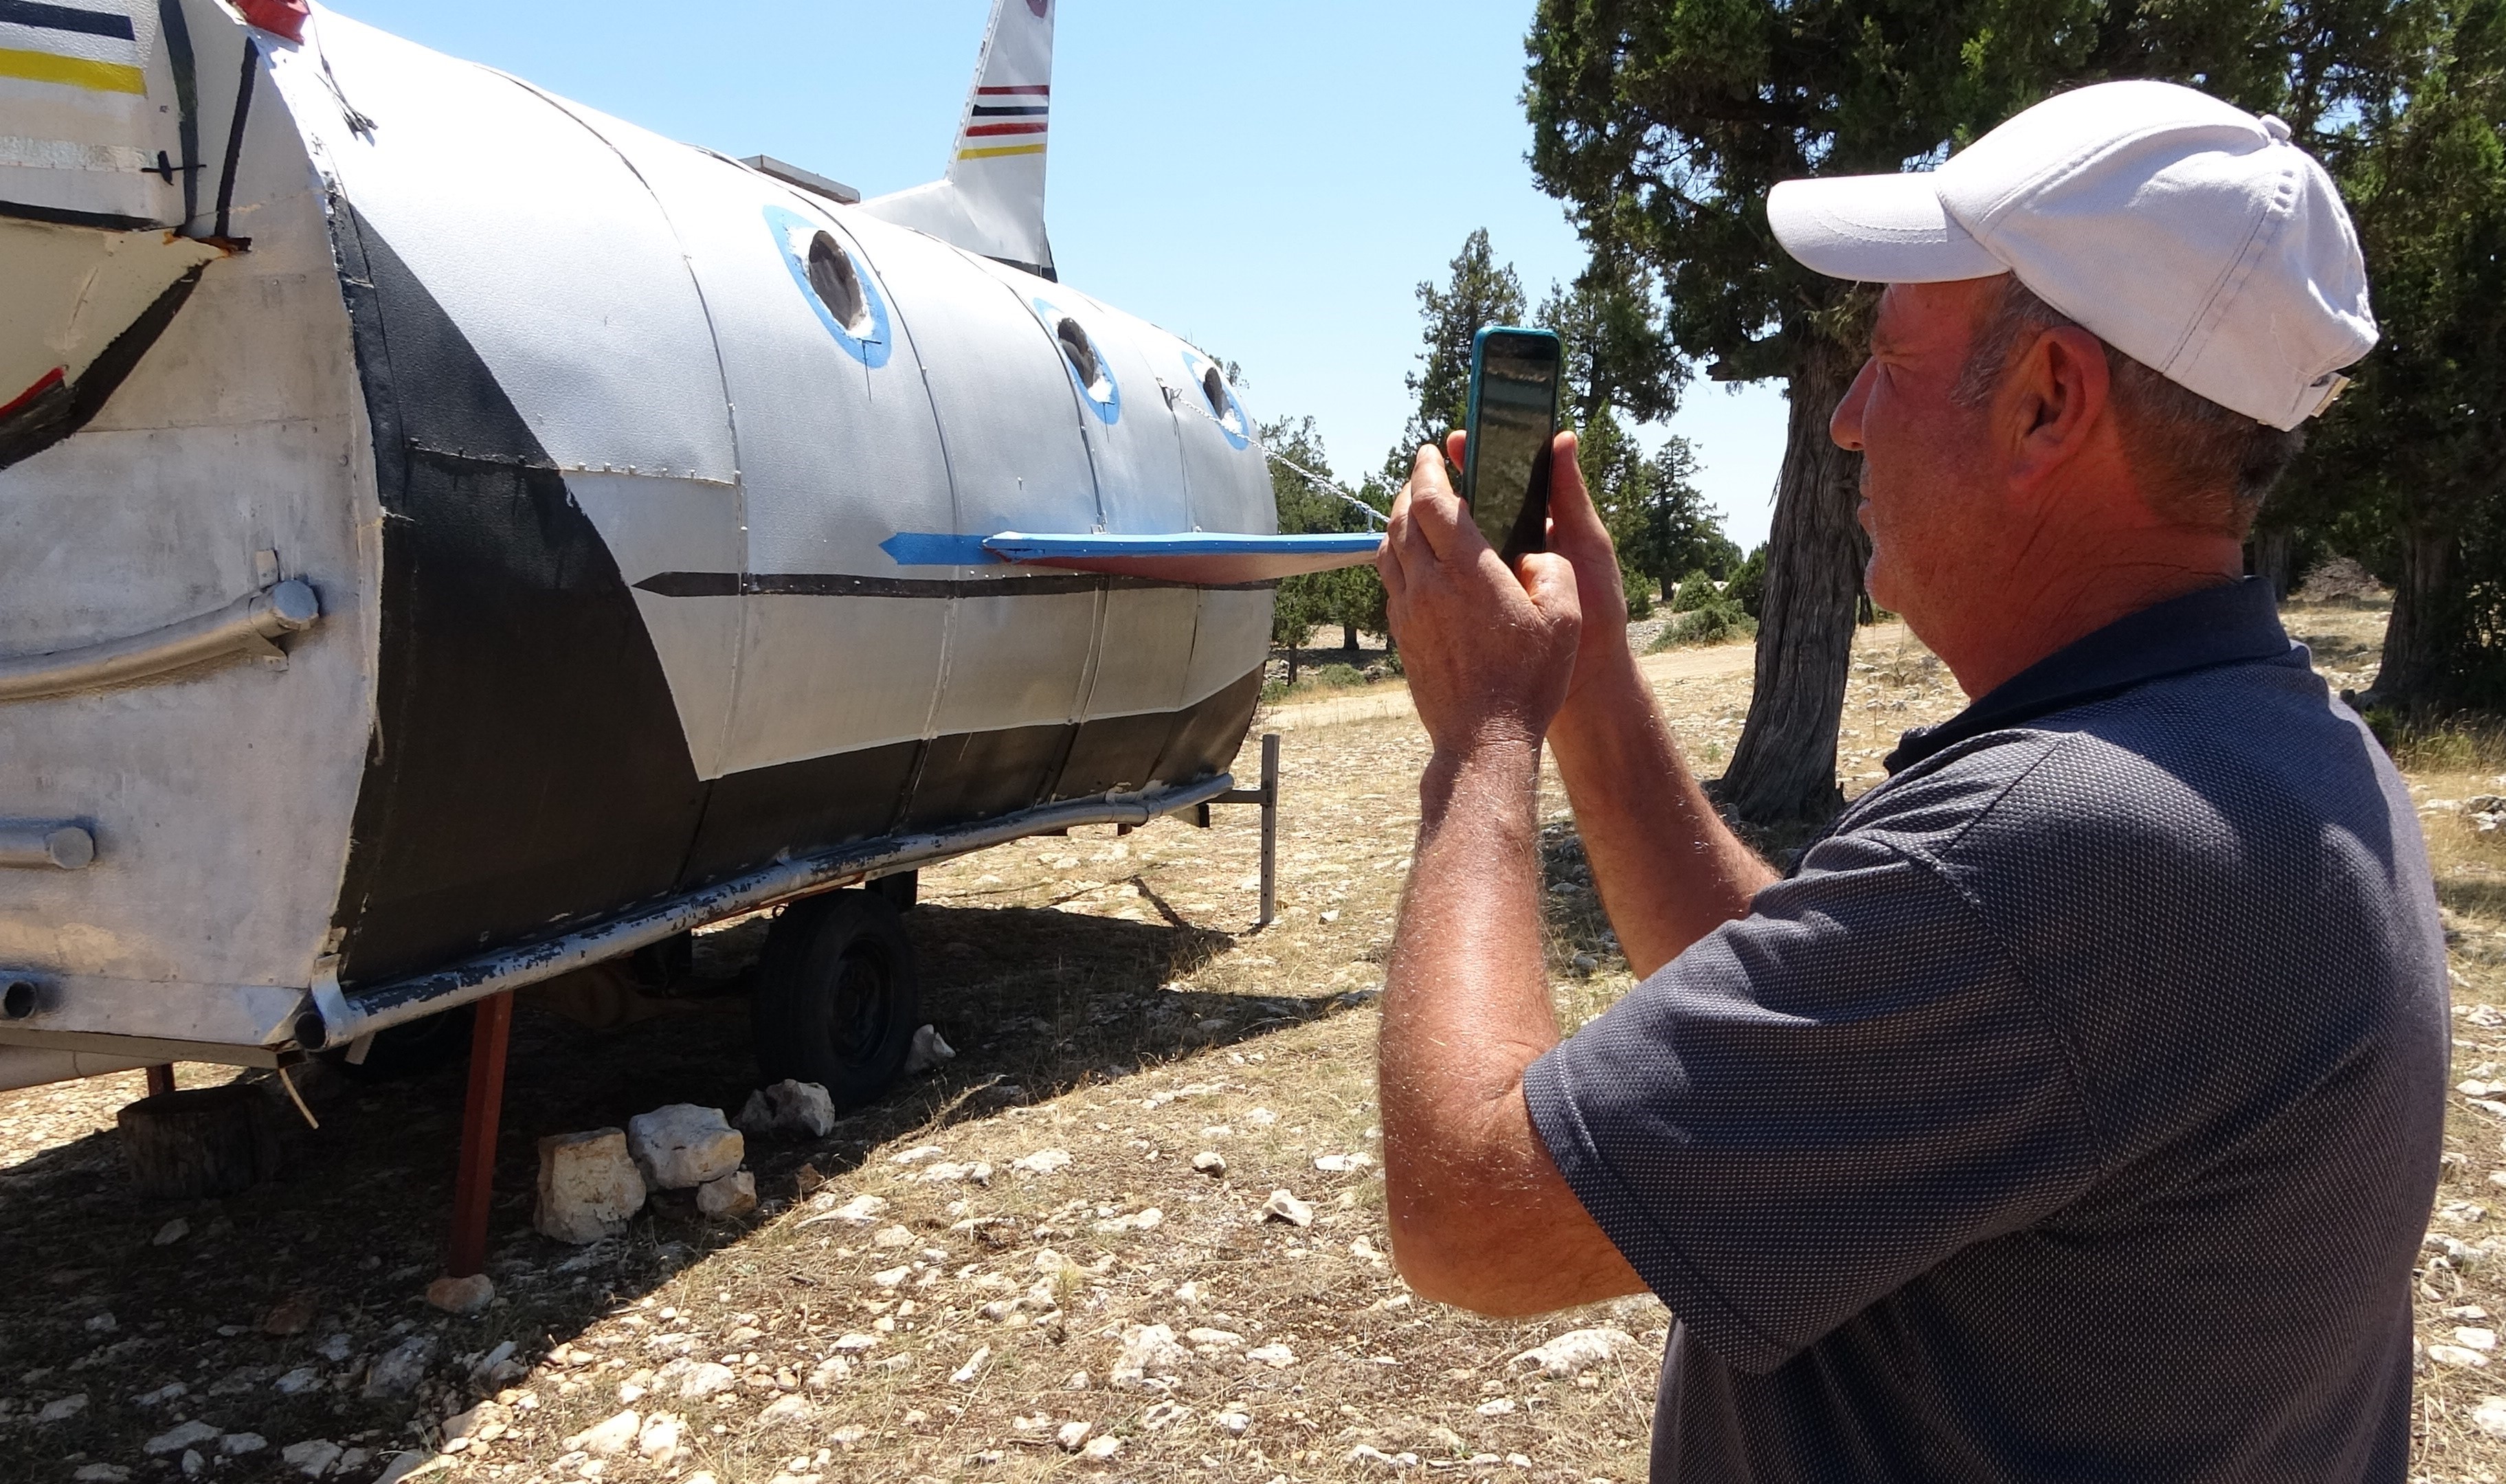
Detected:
[{"left": 1374, "top": 81, "right": 2443, "bottom": 1478}]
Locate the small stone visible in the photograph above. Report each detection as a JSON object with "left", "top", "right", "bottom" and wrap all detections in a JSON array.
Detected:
[
  {"left": 798, "top": 1193, "right": 888, "bottom": 1228},
  {"left": 2432, "top": 1343, "right": 2493, "bottom": 1369},
  {"left": 737, "top": 1080, "right": 837, "bottom": 1140},
  {"left": 1192, "top": 1151, "right": 1227, "bottom": 1177},
  {"left": 1093, "top": 1208, "right": 1162, "bottom": 1235},
  {"left": 38, "top": 1393, "right": 89, "bottom": 1422},
  {"left": 1011, "top": 1148, "right": 1073, "bottom": 1176},
  {"left": 179, "top": 1449, "right": 205, "bottom": 1478},
  {"left": 425, "top": 1273, "right": 495, "bottom": 1316},
  {"left": 678, "top": 1362, "right": 737, "bottom": 1399},
  {"left": 1082, "top": 1435, "right": 1124, "bottom": 1461},
  {"left": 626, "top": 1105, "right": 743, "bottom": 1190},
  {"left": 1246, "top": 1343, "right": 1298, "bottom": 1368},
  {"left": 261, "top": 1293, "right": 318, "bottom": 1336},
  {"left": 133, "top": 1382, "right": 188, "bottom": 1407},
  {"left": 280, "top": 1439, "right": 343, "bottom": 1476},
  {"left": 147, "top": 1420, "right": 221, "bottom": 1454},
  {"left": 1315, "top": 1153, "right": 1372, "bottom": 1173},
  {"left": 1065, "top": 1369, "right": 1091, "bottom": 1391},
  {"left": 638, "top": 1412, "right": 684, "bottom": 1461},
  {"left": 1187, "top": 1327, "right": 1244, "bottom": 1349},
  {"left": 363, "top": 1336, "right": 438, "bottom": 1399},
  {"left": 1350, "top": 1443, "right": 1416, "bottom": 1469},
  {"left": 1263, "top": 1190, "right": 1315, "bottom": 1228},
  {"left": 1512, "top": 1327, "right": 1637, "bottom": 1379},
  {"left": 1477, "top": 1397, "right": 1517, "bottom": 1416},
  {"left": 1110, "top": 1324, "right": 1192, "bottom": 1389},
  {"left": 370, "top": 1454, "right": 439, "bottom": 1484},
  {"left": 2460, "top": 1327, "right": 2501, "bottom": 1352},
  {"left": 221, "top": 1432, "right": 268, "bottom": 1455},
  {"left": 951, "top": 1345, "right": 992, "bottom": 1384},
  {"left": 563, "top": 1410, "right": 640, "bottom": 1457},
  {"left": 84, "top": 1310, "right": 118, "bottom": 1332},
  {"left": 272, "top": 1367, "right": 322, "bottom": 1395},
  {"left": 903, "top": 1025, "right": 956, "bottom": 1076},
  {"left": 151, "top": 1218, "right": 189, "bottom": 1247},
  {"left": 872, "top": 1224, "right": 916, "bottom": 1249},
  {"left": 1056, "top": 1419, "right": 1093, "bottom": 1452},
  {"left": 1143, "top": 1400, "right": 1189, "bottom": 1430},
  {"left": 2473, "top": 1395, "right": 2506, "bottom": 1439},
  {"left": 1214, "top": 1408, "right": 1251, "bottom": 1437},
  {"left": 74, "top": 1467, "right": 131, "bottom": 1483},
  {"left": 759, "top": 1394, "right": 810, "bottom": 1424},
  {"left": 695, "top": 1169, "right": 758, "bottom": 1219},
  {"left": 535, "top": 1129, "right": 649, "bottom": 1245}
]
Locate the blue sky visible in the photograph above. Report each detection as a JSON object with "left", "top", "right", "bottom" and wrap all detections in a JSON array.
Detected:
[{"left": 323, "top": 0, "right": 1791, "bottom": 548}]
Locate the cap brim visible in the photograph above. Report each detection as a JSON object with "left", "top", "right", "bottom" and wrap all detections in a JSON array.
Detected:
[{"left": 1769, "top": 174, "right": 2003, "bottom": 284}]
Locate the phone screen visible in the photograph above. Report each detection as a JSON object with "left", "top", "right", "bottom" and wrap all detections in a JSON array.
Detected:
[{"left": 1464, "top": 330, "right": 1561, "bottom": 561}]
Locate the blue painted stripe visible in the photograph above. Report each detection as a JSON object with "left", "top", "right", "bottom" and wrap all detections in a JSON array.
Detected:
[
  {"left": 881, "top": 532, "right": 998, "bottom": 567},
  {"left": 984, "top": 532, "right": 1384, "bottom": 561}
]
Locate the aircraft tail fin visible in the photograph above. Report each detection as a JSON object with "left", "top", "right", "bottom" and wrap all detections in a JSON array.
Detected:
[{"left": 860, "top": 0, "right": 1057, "bottom": 279}]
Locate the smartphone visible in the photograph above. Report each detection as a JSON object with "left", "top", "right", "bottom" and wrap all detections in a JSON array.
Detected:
[{"left": 1461, "top": 326, "right": 1562, "bottom": 563}]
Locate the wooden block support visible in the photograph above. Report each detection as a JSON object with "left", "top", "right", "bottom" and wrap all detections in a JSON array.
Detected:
[
  {"left": 118, "top": 1083, "right": 280, "bottom": 1200},
  {"left": 144, "top": 1064, "right": 176, "bottom": 1099},
  {"left": 445, "top": 991, "right": 515, "bottom": 1280}
]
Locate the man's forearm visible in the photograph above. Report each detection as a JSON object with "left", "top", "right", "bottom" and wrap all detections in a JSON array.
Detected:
[{"left": 1548, "top": 647, "right": 1776, "bottom": 977}]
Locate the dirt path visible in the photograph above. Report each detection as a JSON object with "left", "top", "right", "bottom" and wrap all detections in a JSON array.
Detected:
[{"left": 1267, "top": 629, "right": 1909, "bottom": 734}]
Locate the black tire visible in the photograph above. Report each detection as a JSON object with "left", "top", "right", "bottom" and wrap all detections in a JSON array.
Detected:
[
  {"left": 319, "top": 1005, "right": 475, "bottom": 1083},
  {"left": 753, "top": 891, "right": 919, "bottom": 1109}
]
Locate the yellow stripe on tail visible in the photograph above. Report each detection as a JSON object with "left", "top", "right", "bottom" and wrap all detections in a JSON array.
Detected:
[{"left": 0, "top": 47, "right": 147, "bottom": 95}]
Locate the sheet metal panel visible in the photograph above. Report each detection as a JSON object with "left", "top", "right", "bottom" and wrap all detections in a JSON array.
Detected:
[{"left": 307, "top": 14, "right": 737, "bottom": 487}]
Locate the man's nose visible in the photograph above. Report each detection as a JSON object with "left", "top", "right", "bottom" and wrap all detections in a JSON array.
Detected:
[{"left": 1830, "top": 359, "right": 1876, "bottom": 453}]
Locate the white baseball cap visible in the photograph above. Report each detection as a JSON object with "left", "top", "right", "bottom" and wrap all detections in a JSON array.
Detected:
[{"left": 1768, "top": 80, "right": 2375, "bottom": 430}]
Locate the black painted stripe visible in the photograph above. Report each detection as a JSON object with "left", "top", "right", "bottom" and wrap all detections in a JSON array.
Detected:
[
  {"left": 212, "top": 36, "right": 256, "bottom": 242},
  {"left": 156, "top": 0, "right": 198, "bottom": 227},
  {"left": 0, "top": 0, "right": 134, "bottom": 39},
  {"left": 970, "top": 104, "right": 1049, "bottom": 117},
  {"left": 0, "top": 199, "right": 157, "bottom": 231},
  {"left": 635, "top": 571, "right": 1277, "bottom": 600}
]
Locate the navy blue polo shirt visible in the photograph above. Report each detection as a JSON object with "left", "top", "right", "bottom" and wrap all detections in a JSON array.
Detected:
[{"left": 1525, "top": 578, "right": 2448, "bottom": 1481}]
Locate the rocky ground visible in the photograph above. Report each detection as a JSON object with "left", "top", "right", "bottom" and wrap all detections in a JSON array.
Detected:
[{"left": 4, "top": 600, "right": 2501, "bottom": 1483}]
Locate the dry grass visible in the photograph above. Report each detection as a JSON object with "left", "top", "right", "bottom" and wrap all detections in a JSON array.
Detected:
[{"left": 2, "top": 608, "right": 2498, "bottom": 1483}]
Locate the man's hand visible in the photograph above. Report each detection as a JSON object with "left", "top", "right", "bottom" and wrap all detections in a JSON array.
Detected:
[
  {"left": 1439, "top": 430, "right": 1634, "bottom": 721},
  {"left": 1378, "top": 441, "right": 1581, "bottom": 756}
]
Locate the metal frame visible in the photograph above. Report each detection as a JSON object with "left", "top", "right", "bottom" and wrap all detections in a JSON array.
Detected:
[
  {"left": 1196, "top": 732, "right": 1281, "bottom": 926},
  {"left": 298, "top": 771, "right": 1242, "bottom": 1051}
]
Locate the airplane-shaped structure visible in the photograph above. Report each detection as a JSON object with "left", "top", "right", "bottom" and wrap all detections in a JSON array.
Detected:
[{"left": 0, "top": 0, "right": 1378, "bottom": 1105}]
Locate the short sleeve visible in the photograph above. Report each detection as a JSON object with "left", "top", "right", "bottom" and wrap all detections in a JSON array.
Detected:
[{"left": 1523, "top": 831, "right": 2097, "bottom": 1373}]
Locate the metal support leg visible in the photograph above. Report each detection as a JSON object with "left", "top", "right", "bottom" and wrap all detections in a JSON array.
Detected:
[
  {"left": 144, "top": 1064, "right": 176, "bottom": 1099},
  {"left": 1258, "top": 732, "right": 1280, "bottom": 928},
  {"left": 445, "top": 991, "right": 515, "bottom": 1280}
]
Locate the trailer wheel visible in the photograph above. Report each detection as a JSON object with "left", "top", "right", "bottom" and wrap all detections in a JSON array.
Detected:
[
  {"left": 753, "top": 890, "right": 919, "bottom": 1108},
  {"left": 320, "top": 1004, "right": 475, "bottom": 1083}
]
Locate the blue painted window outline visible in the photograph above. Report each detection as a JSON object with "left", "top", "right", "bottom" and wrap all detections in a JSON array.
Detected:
[
  {"left": 1031, "top": 295, "right": 1121, "bottom": 425},
  {"left": 1181, "top": 349, "right": 1252, "bottom": 450},
  {"left": 765, "top": 205, "right": 891, "bottom": 368}
]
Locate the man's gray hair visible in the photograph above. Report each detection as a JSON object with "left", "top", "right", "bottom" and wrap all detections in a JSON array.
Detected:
[{"left": 1951, "top": 278, "right": 2304, "bottom": 535}]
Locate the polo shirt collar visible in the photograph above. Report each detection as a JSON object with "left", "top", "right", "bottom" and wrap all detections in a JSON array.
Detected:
[{"left": 1888, "top": 577, "right": 2298, "bottom": 774}]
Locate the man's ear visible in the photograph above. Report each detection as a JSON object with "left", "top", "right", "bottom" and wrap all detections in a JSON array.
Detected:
[{"left": 2004, "top": 324, "right": 2112, "bottom": 489}]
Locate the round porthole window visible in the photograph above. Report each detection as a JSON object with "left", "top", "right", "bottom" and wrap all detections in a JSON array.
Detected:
[
  {"left": 1056, "top": 316, "right": 1102, "bottom": 392},
  {"left": 807, "top": 232, "right": 870, "bottom": 337},
  {"left": 1202, "top": 366, "right": 1229, "bottom": 418}
]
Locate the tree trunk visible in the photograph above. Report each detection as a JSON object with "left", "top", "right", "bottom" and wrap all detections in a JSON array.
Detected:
[
  {"left": 118, "top": 1083, "right": 282, "bottom": 1200},
  {"left": 1721, "top": 337, "right": 1866, "bottom": 825},
  {"left": 2370, "top": 519, "right": 2457, "bottom": 710},
  {"left": 2249, "top": 526, "right": 2297, "bottom": 600},
  {"left": 1343, "top": 625, "right": 1360, "bottom": 653}
]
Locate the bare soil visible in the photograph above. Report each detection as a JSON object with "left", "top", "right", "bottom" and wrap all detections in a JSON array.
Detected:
[{"left": 4, "top": 603, "right": 2499, "bottom": 1484}]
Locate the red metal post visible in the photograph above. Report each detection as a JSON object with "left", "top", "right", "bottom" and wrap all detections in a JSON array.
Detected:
[
  {"left": 143, "top": 1064, "right": 177, "bottom": 1099},
  {"left": 445, "top": 993, "right": 515, "bottom": 1280}
]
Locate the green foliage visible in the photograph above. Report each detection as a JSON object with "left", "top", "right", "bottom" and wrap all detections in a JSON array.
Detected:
[
  {"left": 1314, "top": 663, "right": 1366, "bottom": 688},
  {"left": 1264, "top": 415, "right": 1389, "bottom": 664},
  {"left": 1670, "top": 569, "right": 1720, "bottom": 612},
  {"left": 1651, "top": 596, "right": 1758, "bottom": 650},
  {"left": 1725, "top": 545, "right": 1769, "bottom": 618},
  {"left": 1386, "top": 228, "right": 1529, "bottom": 483}
]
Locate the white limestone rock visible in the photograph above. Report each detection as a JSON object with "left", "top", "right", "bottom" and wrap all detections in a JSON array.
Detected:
[
  {"left": 1262, "top": 1189, "right": 1314, "bottom": 1228},
  {"left": 627, "top": 1105, "right": 743, "bottom": 1190},
  {"left": 695, "top": 1169, "right": 758, "bottom": 1219},
  {"left": 737, "top": 1081, "right": 836, "bottom": 1140},
  {"left": 903, "top": 1025, "right": 956, "bottom": 1076},
  {"left": 1110, "top": 1323, "right": 1192, "bottom": 1389},
  {"left": 534, "top": 1129, "right": 647, "bottom": 1244},
  {"left": 363, "top": 1336, "right": 438, "bottom": 1399},
  {"left": 1512, "top": 1327, "right": 1638, "bottom": 1379}
]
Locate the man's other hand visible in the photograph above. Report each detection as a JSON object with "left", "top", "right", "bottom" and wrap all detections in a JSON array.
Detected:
[{"left": 1378, "top": 438, "right": 1581, "bottom": 757}]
